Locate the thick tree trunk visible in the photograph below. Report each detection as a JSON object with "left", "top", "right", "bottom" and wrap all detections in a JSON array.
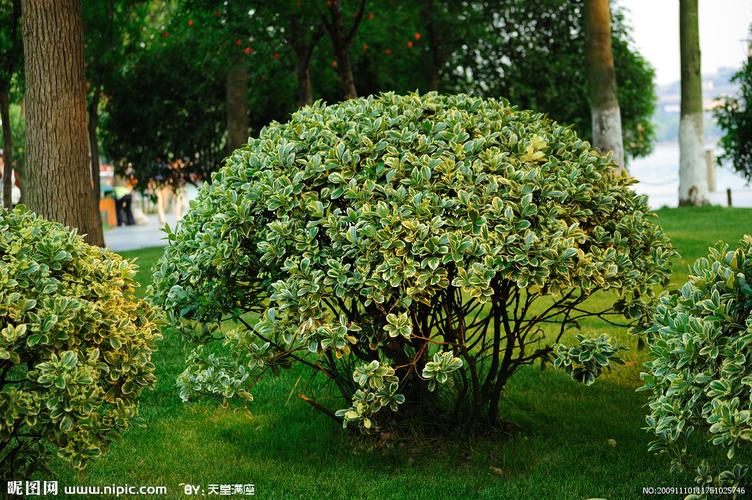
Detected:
[
  {"left": 22, "top": 0, "right": 104, "bottom": 246},
  {"left": 584, "top": 0, "right": 625, "bottom": 171},
  {"left": 88, "top": 88, "right": 101, "bottom": 203},
  {"left": 296, "top": 58, "right": 313, "bottom": 106},
  {"left": 1, "top": 91, "right": 13, "bottom": 210},
  {"left": 225, "top": 62, "right": 249, "bottom": 153},
  {"left": 678, "top": 0, "right": 708, "bottom": 206}
]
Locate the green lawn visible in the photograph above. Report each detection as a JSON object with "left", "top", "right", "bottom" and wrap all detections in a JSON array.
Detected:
[{"left": 49, "top": 206, "right": 751, "bottom": 499}]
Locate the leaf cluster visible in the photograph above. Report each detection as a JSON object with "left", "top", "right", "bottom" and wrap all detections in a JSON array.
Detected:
[
  {"left": 715, "top": 45, "right": 752, "bottom": 183},
  {"left": 641, "top": 235, "right": 752, "bottom": 490},
  {"left": 0, "top": 207, "right": 161, "bottom": 477}
]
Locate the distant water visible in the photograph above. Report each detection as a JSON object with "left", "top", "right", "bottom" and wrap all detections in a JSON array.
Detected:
[{"left": 629, "top": 141, "right": 752, "bottom": 208}]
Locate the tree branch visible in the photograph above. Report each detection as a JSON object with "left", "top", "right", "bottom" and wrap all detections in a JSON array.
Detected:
[{"left": 344, "top": 0, "right": 367, "bottom": 43}]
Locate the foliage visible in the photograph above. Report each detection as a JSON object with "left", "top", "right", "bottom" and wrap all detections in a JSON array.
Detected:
[
  {"left": 82, "top": 0, "right": 150, "bottom": 170},
  {"left": 82, "top": 1, "right": 149, "bottom": 106},
  {"left": 553, "top": 334, "right": 624, "bottom": 386},
  {"left": 456, "top": 0, "right": 656, "bottom": 160},
  {"left": 0, "top": 0, "right": 21, "bottom": 91},
  {"left": 97, "top": 0, "right": 656, "bottom": 187},
  {"left": 100, "top": 0, "right": 299, "bottom": 186},
  {"left": 640, "top": 236, "right": 752, "bottom": 494},
  {"left": 151, "top": 92, "right": 674, "bottom": 432},
  {"left": 347, "top": 0, "right": 484, "bottom": 96},
  {"left": 1, "top": 102, "right": 24, "bottom": 175},
  {"left": 0, "top": 207, "right": 161, "bottom": 477},
  {"left": 101, "top": 35, "right": 228, "bottom": 187},
  {"left": 715, "top": 48, "right": 752, "bottom": 183}
]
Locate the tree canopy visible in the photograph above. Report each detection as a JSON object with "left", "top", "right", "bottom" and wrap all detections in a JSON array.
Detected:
[
  {"left": 715, "top": 43, "right": 752, "bottom": 182},
  {"left": 458, "top": 0, "right": 654, "bottom": 160},
  {"left": 7, "top": 0, "right": 656, "bottom": 186}
]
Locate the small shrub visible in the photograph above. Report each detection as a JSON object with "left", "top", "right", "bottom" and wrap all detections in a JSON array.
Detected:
[
  {"left": 0, "top": 207, "right": 161, "bottom": 477},
  {"left": 641, "top": 236, "right": 752, "bottom": 491},
  {"left": 152, "top": 92, "right": 674, "bottom": 431}
]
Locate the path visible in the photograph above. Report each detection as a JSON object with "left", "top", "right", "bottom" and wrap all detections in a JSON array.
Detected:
[{"left": 104, "top": 185, "right": 198, "bottom": 252}]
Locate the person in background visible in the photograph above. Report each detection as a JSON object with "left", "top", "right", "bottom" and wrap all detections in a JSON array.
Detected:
[
  {"left": 152, "top": 158, "right": 187, "bottom": 225},
  {"left": 0, "top": 157, "right": 22, "bottom": 207},
  {"left": 113, "top": 174, "right": 135, "bottom": 226}
]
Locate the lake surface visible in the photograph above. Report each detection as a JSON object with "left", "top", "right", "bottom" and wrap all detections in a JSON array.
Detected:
[{"left": 630, "top": 141, "right": 752, "bottom": 208}]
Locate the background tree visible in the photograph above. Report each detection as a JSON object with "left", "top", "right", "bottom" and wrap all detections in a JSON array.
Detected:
[
  {"left": 323, "top": 0, "right": 367, "bottom": 99},
  {"left": 584, "top": 0, "right": 625, "bottom": 170},
  {"left": 22, "top": 0, "right": 104, "bottom": 246},
  {"left": 101, "top": 36, "right": 227, "bottom": 188},
  {"left": 459, "top": 0, "right": 655, "bottom": 161},
  {"left": 173, "top": 1, "right": 310, "bottom": 147},
  {"left": 0, "top": 0, "right": 21, "bottom": 209},
  {"left": 420, "top": 0, "right": 455, "bottom": 91},
  {"left": 101, "top": 0, "right": 299, "bottom": 187},
  {"left": 83, "top": 0, "right": 148, "bottom": 202},
  {"left": 351, "top": 0, "right": 482, "bottom": 96},
  {"left": 257, "top": 1, "right": 326, "bottom": 107},
  {"left": 678, "top": 0, "right": 708, "bottom": 205},
  {"left": 221, "top": 0, "right": 252, "bottom": 152},
  {"left": 715, "top": 30, "right": 752, "bottom": 183},
  {"left": 101, "top": 0, "right": 657, "bottom": 188}
]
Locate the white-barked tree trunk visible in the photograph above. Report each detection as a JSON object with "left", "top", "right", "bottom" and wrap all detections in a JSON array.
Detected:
[{"left": 678, "top": 0, "right": 709, "bottom": 205}]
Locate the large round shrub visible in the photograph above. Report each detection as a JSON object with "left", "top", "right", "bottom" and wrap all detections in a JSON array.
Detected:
[
  {"left": 152, "top": 92, "right": 674, "bottom": 430},
  {"left": 641, "top": 236, "right": 752, "bottom": 489},
  {"left": 0, "top": 207, "right": 160, "bottom": 477}
]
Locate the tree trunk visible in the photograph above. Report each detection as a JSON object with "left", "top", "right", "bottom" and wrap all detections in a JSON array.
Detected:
[
  {"left": 324, "top": 0, "right": 363, "bottom": 100},
  {"left": 678, "top": 0, "right": 708, "bottom": 206},
  {"left": 296, "top": 58, "right": 313, "bottom": 106},
  {"left": 88, "top": 87, "right": 101, "bottom": 203},
  {"left": 334, "top": 45, "right": 357, "bottom": 99},
  {"left": 423, "top": 0, "right": 442, "bottom": 91},
  {"left": 584, "top": 0, "right": 625, "bottom": 171},
  {"left": 22, "top": 0, "right": 104, "bottom": 246},
  {"left": 1, "top": 91, "right": 13, "bottom": 210},
  {"left": 225, "top": 61, "right": 249, "bottom": 153},
  {"left": 290, "top": 25, "right": 323, "bottom": 107},
  {"left": 1, "top": 0, "right": 21, "bottom": 211},
  {"left": 17, "top": 99, "right": 25, "bottom": 206}
]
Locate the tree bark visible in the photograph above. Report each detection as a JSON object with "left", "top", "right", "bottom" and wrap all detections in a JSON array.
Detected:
[
  {"left": 88, "top": 86, "right": 101, "bottom": 203},
  {"left": 333, "top": 44, "right": 357, "bottom": 100},
  {"left": 225, "top": 61, "right": 249, "bottom": 153},
  {"left": 22, "top": 0, "right": 104, "bottom": 246},
  {"left": 584, "top": 0, "right": 625, "bottom": 171},
  {"left": 1, "top": 91, "right": 13, "bottom": 210},
  {"left": 324, "top": 0, "right": 366, "bottom": 100},
  {"left": 291, "top": 26, "right": 323, "bottom": 107},
  {"left": 296, "top": 58, "right": 314, "bottom": 106},
  {"left": 678, "top": 0, "right": 708, "bottom": 206}
]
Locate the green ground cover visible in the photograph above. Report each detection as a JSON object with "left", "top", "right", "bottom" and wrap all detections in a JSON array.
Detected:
[{"left": 49, "top": 206, "right": 751, "bottom": 499}]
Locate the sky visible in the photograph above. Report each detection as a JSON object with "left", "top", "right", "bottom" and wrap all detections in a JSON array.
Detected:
[{"left": 621, "top": 0, "right": 752, "bottom": 86}]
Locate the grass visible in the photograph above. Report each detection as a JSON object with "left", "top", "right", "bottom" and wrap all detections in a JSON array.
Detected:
[{"left": 48, "top": 206, "right": 751, "bottom": 499}]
